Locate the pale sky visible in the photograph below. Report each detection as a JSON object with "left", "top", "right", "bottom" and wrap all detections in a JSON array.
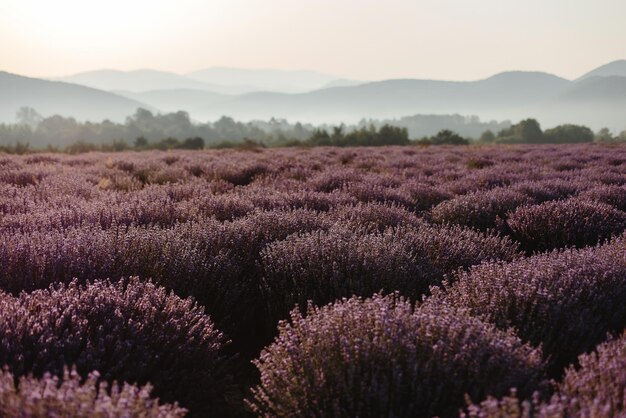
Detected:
[{"left": 1, "top": 0, "right": 625, "bottom": 81}]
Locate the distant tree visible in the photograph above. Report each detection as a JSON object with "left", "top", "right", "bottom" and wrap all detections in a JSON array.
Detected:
[
  {"left": 377, "top": 124, "right": 410, "bottom": 145},
  {"left": 307, "top": 129, "right": 332, "bottom": 146},
  {"left": 179, "top": 137, "right": 205, "bottom": 150},
  {"left": 479, "top": 130, "right": 495, "bottom": 143},
  {"left": 65, "top": 140, "right": 99, "bottom": 154},
  {"left": 543, "top": 124, "right": 594, "bottom": 144},
  {"left": 134, "top": 136, "right": 149, "bottom": 148},
  {"left": 37, "top": 115, "right": 81, "bottom": 147},
  {"left": 15, "top": 107, "right": 42, "bottom": 129},
  {"left": 595, "top": 127, "right": 615, "bottom": 142},
  {"left": 519, "top": 119, "right": 544, "bottom": 143},
  {"left": 496, "top": 118, "right": 543, "bottom": 143},
  {"left": 430, "top": 129, "right": 469, "bottom": 145},
  {"left": 155, "top": 137, "right": 180, "bottom": 150},
  {"left": 330, "top": 125, "right": 346, "bottom": 145},
  {"left": 619, "top": 129, "right": 626, "bottom": 142},
  {"left": 105, "top": 140, "right": 130, "bottom": 152},
  {"left": 127, "top": 108, "right": 155, "bottom": 127}
]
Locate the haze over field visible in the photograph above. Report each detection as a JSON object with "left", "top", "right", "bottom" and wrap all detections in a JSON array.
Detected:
[{"left": 0, "top": 0, "right": 625, "bottom": 131}]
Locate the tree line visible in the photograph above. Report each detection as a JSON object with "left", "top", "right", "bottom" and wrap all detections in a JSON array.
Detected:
[
  {"left": 0, "top": 107, "right": 624, "bottom": 153},
  {"left": 478, "top": 118, "right": 626, "bottom": 144}
]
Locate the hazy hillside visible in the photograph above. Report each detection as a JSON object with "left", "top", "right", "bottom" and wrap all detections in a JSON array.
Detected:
[
  {"left": 191, "top": 72, "right": 572, "bottom": 124},
  {"left": 576, "top": 60, "right": 626, "bottom": 80},
  {"left": 559, "top": 75, "right": 626, "bottom": 102},
  {"left": 3, "top": 61, "right": 625, "bottom": 130},
  {"left": 186, "top": 67, "right": 339, "bottom": 93},
  {"left": 0, "top": 71, "right": 148, "bottom": 123},
  {"left": 57, "top": 69, "right": 255, "bottom": 95},
  {"left": 534, "top": 75, "right": 626, "bottom": 130},
  {"left": 321, "top": 79, "right": 365, "bottom": 89},
  {"left": 119, "top": 89, "right": 231, "bottom": 116}
]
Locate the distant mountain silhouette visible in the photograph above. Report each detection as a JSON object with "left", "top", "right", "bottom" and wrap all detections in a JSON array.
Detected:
[
  {"left": 560, "top": 75, "right": 626, "bottom": 102},
  {"left": 321, "top": 79, "right": 365, "bottom": 89},
  {"left": 3, "top": 61, "right": 625, "bottom": 130},
  {"left": 57, "top": 69, "right": 254, "bottom": 95},
  {"left": 59, "top": 68, "right": 341, "bottom": 94},
  {"left": 0, "top": 71, "right": 148, "bottom": 123},
  {"left": 576, "top": 60, "right": 626, "bottom": 81},
  {"left": 191, "top": 71, "right": 572, "bottom": 124},
  {"left": 186, "top": 67, "right": 339, "bottom": 93}
]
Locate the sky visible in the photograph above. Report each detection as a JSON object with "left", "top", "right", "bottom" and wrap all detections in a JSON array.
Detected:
[{"left": 1, "top": 0, "right": 625, "bottom": 81}]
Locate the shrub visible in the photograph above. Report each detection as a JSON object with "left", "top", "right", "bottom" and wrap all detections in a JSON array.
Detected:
[
  {"left": 210, "top": 209, "right": 334, "bottom": 351},
  {"left": 248, "top": 294, "right": 544, "bottom": 418},
  {"left": 0, "top": 278, "right": 233, "bottom": 416},
  {"left": 431, "top": 188, "right": 533, "bottom": 230},
  {"left": 543, "top": 124, "right": 594, "bottom": 144},
  {"left": 578, "top": 184, "right": 626, "bottom": 211},
  {"left": 0, "top": 222, "right": 232, "bottom": 295},
  {"left": 0, "top": 368, "right": 187, "bottom": 418},
  {"left": 392, "top": 224, "right": 521, "bottom": 280},
  {"left": 259, "top": 227, "right": 427, "bottom": 332},
  {"left": 503, "top": 198, "right": 626, "bottom": 252},
  {"left": 347, "top": 183, "right": 417, "bottom": 208},
  {"left": 329, "top": 202, "right": 426, "bottom": 233},
  {"left": 308, "top": 169, "right": 360, "bottom": 192},
  {"left": 397, "top": 181, "right": 452, "bottom": 212},
  {"left": 439, "top": 238, "right": 626, "bottom": 375},
  {"left": 429, "top": 129, "right": 469, "bottom": 145},
  {"left": 559, "top": 333, "right": 626, "bottom": 416},
  {"left": 0, "top": 209, "right": 332, "bottom": 357},
  {"left": 462, "top": 391, "right": 567, "bottom": 418},
  {"left": 463, "top": 334, "right": 626, "bottom": 418},
  {"left": 511, "top": 179, "right": 584, "bottom": 203},
  {"left": 210, "top": 161, "right": 269, "bottom": 186}
]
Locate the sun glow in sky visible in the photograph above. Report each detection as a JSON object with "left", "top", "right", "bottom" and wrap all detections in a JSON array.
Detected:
[{"left": 1, "top": 0, "right": 625, "bottom": 80}]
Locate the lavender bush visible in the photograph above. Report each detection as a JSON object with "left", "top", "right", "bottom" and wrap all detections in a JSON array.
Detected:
[
  {"left": 578, "top": 184, "right": 626, "bottom": 211},
  {"left": 438, "top": 237, "right": 626, "bottom": 375},
  {"left": 391, "top": 223, "right": 521, "bottom": 279},
  {"left": 248, "top": 294, "right": 544, "bottom": 418},
  {"left": 259, "top": 227, "right": 427, "bottom": 331},
  {"left": 557, "top": 333, "right": 626, "bottom": 416},
  {"left": 502, "top": 198, "right": 626, "bottom": 252},
  {"left": 329, "top": 202, "right": 427, "bottom": 232},
  {"left": 0, "top": 368, "right": 187, "bottom": 418},
  {"left": 463, "top": 333, "right": 626, "bottom": 418},
  {"left": 430, "top": 187, "right": 533, "bottom": 230},
  {"left": 0, "top": 278, "right": 233, "bottom": 416}
]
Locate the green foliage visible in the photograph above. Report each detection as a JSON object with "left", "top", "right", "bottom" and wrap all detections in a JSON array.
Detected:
[
  {"left": 208, "top": 138, "right": 265, "bottom": 150},
  {"left": 0, "top": 141, "right": 31, "bottom": 155},
  {"left": 479, "top": 129, "right": 496, "bottom": 143},
  {"left": 134, "top": 136, "right": 149, "bottom": 148},
  {"left": 496, "top": 120, "right": 597, "bottom": 144},
  {"left": 496, "top": 118, "right": 544, "bottom": 144},
  {"left": 178, "top": 137, "right": 205, "bottom": 150},
  {"left": 595, "top": 127, "right": 615, "bottom": 142},
  {"left": 65, "top": 140, "right": 100, "bottom": 154},
  {"left": 304, "top": 124, "right": 410, "bottom": 147},
  {"left": 430, "top": 129, "right": 469, "bottom": 145},
  {"left": 543, "top": 124, "right": 594, "bottom": 144},
  {"left": 100, "top": 140, "right": 130, "bottom": 152}
]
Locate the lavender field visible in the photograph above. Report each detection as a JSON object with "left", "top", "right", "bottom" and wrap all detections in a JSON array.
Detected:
[{"left": 1, "top": 144, "right": 626, "bottom": 417}]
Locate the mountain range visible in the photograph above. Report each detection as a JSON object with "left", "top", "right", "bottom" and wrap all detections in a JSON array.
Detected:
[
  {"left": 0, "top": 71, "right": 147, "bottom": 123},
  {"left": 1, "top": 60, "right": 625, "bottom": 131},
  {"left": 55, "top": 68, "right": 348, "bottom": 95}
]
